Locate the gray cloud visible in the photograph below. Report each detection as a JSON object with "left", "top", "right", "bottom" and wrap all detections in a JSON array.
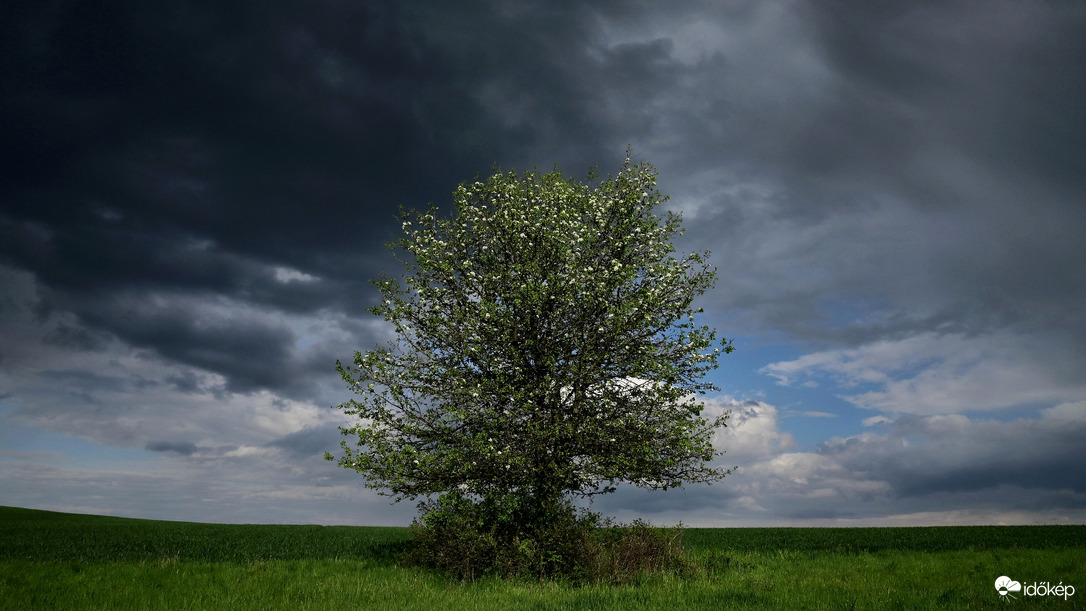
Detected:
[
  {"left": 268, "top": 424, "right": 342, "bottom": 459},
  {"left": 1, "top": 0, "right": 1083, "bottom": 525},
  {"left": 659, "top": 1, "right": 1086, "bottom": 354},
  {"left": 824, "top": 409, "right": 1086, "bottom": 498}
]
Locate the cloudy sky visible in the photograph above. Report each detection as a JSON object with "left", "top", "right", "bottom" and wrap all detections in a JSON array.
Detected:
[{"left": 2, "top": 0, "right": 1085, "bottom": 526}]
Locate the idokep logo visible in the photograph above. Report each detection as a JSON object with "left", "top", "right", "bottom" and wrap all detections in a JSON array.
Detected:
[
  {"left": 996, "top": 575, "right": 1076, "bottom": 602},
  {"left": 995, "top": 576, "right": 1022, "bottom": 601}
]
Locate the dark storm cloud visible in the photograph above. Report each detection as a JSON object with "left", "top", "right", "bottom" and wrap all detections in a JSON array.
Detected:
[
  {"left": 665, "top": 0, "right": 1086, "bottom": 352},
  {"left": 810, "top": 0, "right": 1086, "bottom": 187},
  {"left": 0, "top": 0, "right": 653, "bottom": 396},
  {"left": 166, "top": 370, "right": 211, "bottom": 395},
  {"left": 267, "top": 424, "right": 341, "bottom": 459},
  {"left": 820, "top": 411, "right": 1086, "bottom": 499},
  {"left": 39, "top": 368, "right": 158, "bottom": 397},
  {"left": 41, "top": 323, "right": 111, "bottom": 352},
  {"left": 2, "top": 1, "right": 421, "bottom": 393},
  {"left": 74, "top": 291, "right": 296, "bottom": 394},
  {"left": 1, "top": 1, "right": 436, "bottom": 268},
  {"left": 2, "top": 0, "right": 1086, "bottom": 525},
  {"left": 777, "top": 0, "right": 1086, "bottom": 203},
  {"left": 804, "top": 0, "right": 1086, "bottom": 331}
]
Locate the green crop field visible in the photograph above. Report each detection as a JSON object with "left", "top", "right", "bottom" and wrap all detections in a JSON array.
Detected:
[{"left": 1, "top": 505, "right": 1082, "bottom": 609}]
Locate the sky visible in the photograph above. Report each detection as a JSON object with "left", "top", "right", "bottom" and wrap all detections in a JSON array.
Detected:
[{"left": 2, "top": 0, "right": 1084, "bottom": 526}]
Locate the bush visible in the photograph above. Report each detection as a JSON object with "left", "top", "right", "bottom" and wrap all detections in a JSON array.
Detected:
[
  {"left": 405, "top": 492, "right": 691, "bottom": 584},
  {"left": 585, "top": 519, "right": 691, "bottom": 584}
]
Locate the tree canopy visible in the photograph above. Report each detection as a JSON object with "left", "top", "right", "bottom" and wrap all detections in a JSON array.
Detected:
[{"left": 328, "top": 154, "right": 734, "bottom": 524}]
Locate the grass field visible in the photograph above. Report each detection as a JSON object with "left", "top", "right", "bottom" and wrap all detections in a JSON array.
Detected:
[{"left": 1, "top": 505, "right": 1082, "bottom": 609}]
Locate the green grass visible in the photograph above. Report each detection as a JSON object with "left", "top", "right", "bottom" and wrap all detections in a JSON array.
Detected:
[{"left": 2, "top": 506, "right": 1083, "bottom": 609}]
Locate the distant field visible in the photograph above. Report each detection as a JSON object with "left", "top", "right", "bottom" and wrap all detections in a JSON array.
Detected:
[{"left": 2, "top": 506, "right": 1083, "bottom": 609}]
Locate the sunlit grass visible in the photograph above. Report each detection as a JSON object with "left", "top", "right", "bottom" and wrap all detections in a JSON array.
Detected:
[{"left": 2, "top": 506, "right": 1083, "bottom": 610}]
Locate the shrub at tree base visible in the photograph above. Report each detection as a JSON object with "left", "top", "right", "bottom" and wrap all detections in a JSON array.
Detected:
[
  {"left": 405, "top": 492, "right": 691, "bottom": 583},
  {"left": 590, "top": 519, "right": 690, "bottom": 584}
]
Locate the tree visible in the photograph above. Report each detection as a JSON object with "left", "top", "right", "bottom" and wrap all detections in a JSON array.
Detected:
[{"left": 328, "top": 154, "right": 734, "bottom": 569}]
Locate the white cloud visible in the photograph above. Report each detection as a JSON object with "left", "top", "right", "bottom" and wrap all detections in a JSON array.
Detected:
[
  {"left": 1041, "top": 401, "right": 1086, "bottom": 423},
  {"left": 222, "top": 445, "right": 275, "bottom": 459},
  {"left": 793, "top": 410, "right": 837, "bottom": 419},
  {"left": 273, "top": 266, "right": 319, "bottom": 284},
  {"left": 591, "top": 391, "right": 1085, "bottom": 526},
  {"left": 705, "top": 396, "right": 795, "bottom": 462},
  {"left": 732, "top": 495, "right": 767, "bottom": 513},
  {"left": 673, "top": 399, "right": 1086, "bottom": 526},
  {"left": 760, "top": 331, "right": 1086, "bottom": 414}
]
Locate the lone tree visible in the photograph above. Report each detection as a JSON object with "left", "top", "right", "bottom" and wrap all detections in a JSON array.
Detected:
[{"left": 329, "top": 154, "right": 734, "bottom": 573}]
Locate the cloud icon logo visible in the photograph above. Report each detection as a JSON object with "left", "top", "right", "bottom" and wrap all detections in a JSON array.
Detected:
[{"left": 995, "top": 576, "right": 1022, "bottom": 599}]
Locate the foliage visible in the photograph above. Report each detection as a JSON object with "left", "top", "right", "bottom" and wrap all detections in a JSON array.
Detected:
[
  {"left": 327, "top": 154, "right": 735, "bottom": 576},
  {"left": 404, "top": 495, "right": 691, "bottom": 583},
  {"left": 405, "top": 493, "right": 598, "bottom": 581},
  {"left": 585, "top": 519, "right": 693, "bottom": 584}
]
